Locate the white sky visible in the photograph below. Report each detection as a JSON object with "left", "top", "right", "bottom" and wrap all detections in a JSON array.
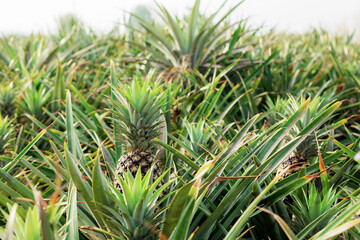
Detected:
[{"left": 0, "top": 0, "right": 359, "bottom": 35}]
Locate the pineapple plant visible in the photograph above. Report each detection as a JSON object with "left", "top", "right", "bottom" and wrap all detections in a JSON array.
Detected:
[
  {"left": 266, "top": 95, "right": 338, "bottom": 179},
  {"left": 0, "top": 115, "right": 14, "bottom": 155},
  {"left": 109, "top": 72, "right": 166, "bottom": 191},
  {"left": 109, "top": 166, "right": 172, "bottom": 240},
  {"left": 0, "top": 82, "right": 17, "bottom": 118},
  {"left": 18, "top": 85, "right": 51, "bottom": 121},
  {"left": 288, "top": 182, "right": 342, "bottom": 235}
]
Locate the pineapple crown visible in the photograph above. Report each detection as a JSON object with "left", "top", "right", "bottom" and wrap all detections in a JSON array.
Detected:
[
  {"left": 110, "top": 73, "right": 166, "bottom": 152},
  {"left": 183, "top": 119, "right": 212, "bottom": 154}
]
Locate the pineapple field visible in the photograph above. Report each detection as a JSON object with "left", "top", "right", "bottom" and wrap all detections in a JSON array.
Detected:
[{"left": 1, "top": 1, "right": 360, "bottom": 239}]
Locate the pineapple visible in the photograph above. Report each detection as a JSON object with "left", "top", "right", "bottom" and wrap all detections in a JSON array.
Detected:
[
  {"left": 276, "top": 141, "right": 313, "bottom": 179},
  {"left": 110, "top": 73, "right": 166, "bottom": 191},
  {"left": 267, "top": 95, "right": 337, "bottom": 179}
]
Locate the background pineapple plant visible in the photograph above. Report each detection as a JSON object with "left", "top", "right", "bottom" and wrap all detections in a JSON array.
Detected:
[
  {"left": 0, "top": 115, "right": 14, "bottom": 155},
  {"left": 109, "top": 66, "right": 166, "bottom": 190},
  {"left": 266, "top": 95, "right": 340, "bottom": 179},
  {"left": 0, "top": 82, "right": 16, "bottom": 118}
]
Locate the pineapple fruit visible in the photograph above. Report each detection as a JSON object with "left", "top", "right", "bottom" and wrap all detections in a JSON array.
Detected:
[
  {"left": 277, "top": 140, "right": 313, "bottom": 179},
  {"left": 110, "top": 73, "right": 166, "bottom": 191}
]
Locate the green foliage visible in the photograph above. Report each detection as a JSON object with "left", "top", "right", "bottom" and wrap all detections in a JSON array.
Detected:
[
  {"left": 0, "top": 191, "right": 69, "bottom": 240},
  {"left": 0, "top": 115, "right": 14, "bottom": 154},
  {"left": 266, "top": 95, "right": 341, "bottom": 160},
  {"left": 0, "top": 2, "right": 359, "bottom": 240},
  {"left": 290, "top": 183, "right": 342, "bottom": 234}
]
